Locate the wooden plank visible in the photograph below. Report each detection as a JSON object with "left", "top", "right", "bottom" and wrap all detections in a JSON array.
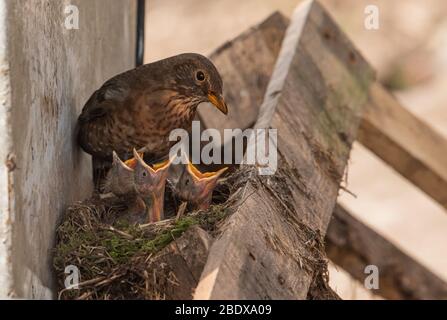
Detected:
[
  {"left": 3, "top": 0, "right": 136, "bottom": 298},
  {"left": 196, "top": 12, "right": 289, "bottom": 169},
  {"left": 149, "top": 226, "right": 212, "bottom": 299},
  {"left": 200, "top": 7, "right": 446, "bottom": 300},
  {"left": 307, "top": 273, "right": 341, "bottom": 300},
  {"left": 198, "top": 12, "right": 288, "bottom": 140},
  {"left": 358, "top": 83, "right": 447, "bottom": 209},
  {"left": 203, "top": 8, "right": 447, "bottom": 212},
  {"left": 195, "top": 0, "right": 375, "bottom": 299},
  {"left": 327, "top": 204, "right": 447, "bottom": 299}
]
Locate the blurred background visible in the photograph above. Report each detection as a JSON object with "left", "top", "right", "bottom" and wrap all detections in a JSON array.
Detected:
[{"left": 144, "top": 0, "right": 447, "bottom": 299}]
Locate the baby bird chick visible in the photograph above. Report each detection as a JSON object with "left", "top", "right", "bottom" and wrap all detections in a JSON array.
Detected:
[
  {"left": 104, "top": 151, "right": 169, "bottom": 224},
  {"left": 133, "top": 149, "right": 171, "bottom": 223},
  {"left": 103, "top": 151, "right": 147, "bottom": 224},
  {"left": 177, "top": 161, "right": 227, "bottom": 210},
  {"left": 104, "top": 151, "right": 136, "bottom": 197}
]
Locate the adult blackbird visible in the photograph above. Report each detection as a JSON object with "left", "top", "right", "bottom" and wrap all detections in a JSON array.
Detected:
[{"left": 77, "top": 53, "right": 227, "bottom": 185}]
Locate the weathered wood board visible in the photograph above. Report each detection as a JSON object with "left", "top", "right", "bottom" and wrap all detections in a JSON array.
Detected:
[
  {"left": 197, "top": 3, "right": 447, "bottom": 300},
  {"left": 201, "top": 7, "right": 447, "bottom": 213},
  {"left": 358, "top": 83, "right": 447, "bottom": 210},
  {"left": 195, "top": 0, "right": 375, "bottom": 299},
  {"left": 199, "top": 11, "right": 288, "bottom": 139},
  {"left": 151, "top": 226, "right": 212, "bottom": 299},
  {"left": 327, "top": 204, "right": 447, "bottom": 300},
  {"left": 0, "top": 1, "right": 136, "bottom": 298}
]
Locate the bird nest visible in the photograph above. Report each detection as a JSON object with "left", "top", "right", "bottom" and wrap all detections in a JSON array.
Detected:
[
  {"left": 53, "top": 166, "right": 251, "bottom": 300},
  {"left": 54, "top": 164, "right": 337, "bottom": 300}
]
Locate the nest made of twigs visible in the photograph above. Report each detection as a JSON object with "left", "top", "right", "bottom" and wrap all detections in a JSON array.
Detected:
[
  {"left": 54, "top": 164, "right": 336, "bottom": 300},
  {"left": 53, "top": 167, "right": 251, "bottom": 300}
]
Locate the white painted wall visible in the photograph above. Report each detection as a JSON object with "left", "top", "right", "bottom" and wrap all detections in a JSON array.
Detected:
[{"left": 0, "top": 0, "right": 136, "bottom": 298}]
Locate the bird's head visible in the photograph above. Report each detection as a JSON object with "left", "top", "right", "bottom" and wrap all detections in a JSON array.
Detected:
[
  {"left": 132, "top": 149, "right": 171, "bottom": 196},
  {"left": 177, "top": 160, "right": 228, "bottom": 204},
  {"left": 167, "top": 53, "right": 228, "bottom": 115},
  {"left": 111, "top": 151, "right": 134, "bottom": 177}
]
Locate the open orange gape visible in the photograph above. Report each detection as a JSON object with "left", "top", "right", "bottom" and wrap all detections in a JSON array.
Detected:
[
  {"left": 104, "top": 149, "right": 228, "bottom": 223},
  {"left": 177, "top": 160, "right": 228, "bottom": 211}
]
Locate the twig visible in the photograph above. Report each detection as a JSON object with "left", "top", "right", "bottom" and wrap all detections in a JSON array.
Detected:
[
  {"left": 100, "top": 225, "right": 134, "bottom": 240},
  {"left": 176, "top": 202, "right": 188, "bottom": 221}
]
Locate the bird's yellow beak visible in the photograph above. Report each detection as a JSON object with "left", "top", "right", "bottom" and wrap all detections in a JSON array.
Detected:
[{"left": 207, "top": 92, "right": 228, "bottom": 115}]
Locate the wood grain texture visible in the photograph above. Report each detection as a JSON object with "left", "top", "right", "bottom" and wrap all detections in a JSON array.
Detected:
[
  {"left": 199, "top": 7, "right": 445, "bottom": 300},
  {"left": 151, "top": 226, "right": 212, "bottom": 299},
  {"left": 195, "top": 1, "right": 375, "bottom": 299},
  {"left": 4, "top": 0, "right": 136, "bottom": 298},
  {"left": 358, "top": 83, "right": 447, "bottom": 210},
  {"left": 327, "top": 204, "right": 447, "bottom": 300},
  {"left": 199, "top": 11, "right": 288, "bottom": 141}
]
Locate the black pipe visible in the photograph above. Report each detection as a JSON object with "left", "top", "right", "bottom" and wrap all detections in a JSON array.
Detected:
[{"left": 136, "top": 0, "right": 145, "bottom": 66}]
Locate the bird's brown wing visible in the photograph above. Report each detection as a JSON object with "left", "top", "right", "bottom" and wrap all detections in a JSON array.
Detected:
[
  {"left": 77, "top": 74, "right": 136, "bottom": 189},
  {"left": 78, "top": 77, "right": 131, "bottom": 123}
]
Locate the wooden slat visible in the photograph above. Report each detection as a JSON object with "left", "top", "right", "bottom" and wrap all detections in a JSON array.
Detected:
[
  {"left": 358, "top": 83, "right": 447, "bottom": 209},
  {"left": 327, "top": 204, "right": 447, "bottom": 299},
  {"left": 150, "top": 226, "right": 212, "bottom": 299},
  {"left": 198, "top": 11, "right": 288, "bottom": 142},
  {"left": 199, "top": 8, "right": 446, "bottom": 300},
  {"left": 202, "top": 8, "right": 447, "bottom": 212},
  {"left": 197, "top": 11, "right": 288, "bottom": 169},
  {"left": 194, "top": 0, "right": 374, "bottom": 299}
]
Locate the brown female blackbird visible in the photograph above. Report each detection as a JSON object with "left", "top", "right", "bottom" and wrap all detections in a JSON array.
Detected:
[{"left": 77, "top": 53, "right": 227, "bottom": 184}]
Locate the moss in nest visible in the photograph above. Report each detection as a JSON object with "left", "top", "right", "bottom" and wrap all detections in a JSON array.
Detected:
[{"left": 54, "top": 167, "right": 249, "bottom": 300}]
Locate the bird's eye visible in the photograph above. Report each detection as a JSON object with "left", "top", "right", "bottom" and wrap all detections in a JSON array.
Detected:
[
  {"left": 142, "top": 171, "right": 147, "bottom": 177},
  {"left": 196, "top": 70, "right": 205, "bottom": 82}
]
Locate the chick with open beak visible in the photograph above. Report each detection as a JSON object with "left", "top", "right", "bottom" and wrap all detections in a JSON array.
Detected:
[
  {"left": 103, "top": 151, "right": 148, "bottom": 224},
  {"left": 104, "top": 151, "right": 135, "bottom": 197},
  {"left": 133, "top": 149, "right": 171, "bottom": 223},
  {"left": 177, "top": 160, "right": 228, "bottom": 211}
]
